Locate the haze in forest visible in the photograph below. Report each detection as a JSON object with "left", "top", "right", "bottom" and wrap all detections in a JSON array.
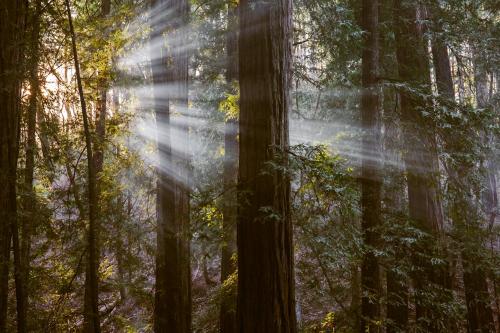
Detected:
[{"left": 0, "top": 0, "right": 498, "bottom": 332}]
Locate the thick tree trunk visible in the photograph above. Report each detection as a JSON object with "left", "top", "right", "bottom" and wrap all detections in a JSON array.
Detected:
[
  {"left": 393, "top": 1, "right": 446, "bottom": 331},
  {"left": 151, "top": 0, "right": 192, "bottom": 332},
  {"left": 237, "top": 1, "right": 296, "bottom": 332},
  {"left": 65, "top": 0, "right": 101, "bottom": 332},
  {"left": 360, "top": 0, "right": 382, "bottom": 331},
  {"left": 0, "top": 0, "right": 26, "bottom": 331},
  {"left": 219, "top": 3, "right": 238, "bottom": 333}
]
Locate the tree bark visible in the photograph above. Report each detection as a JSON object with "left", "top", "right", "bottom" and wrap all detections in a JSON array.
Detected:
[
  {"left": 64, "top": 0, "right": 101, "bottom": 331},
  {"left": 0, "top": 0, "right": 26, "bottom": 331},
  {"left": 219, "top": 2, "right": 238, "bottom": 333},
  {"left": 237, "top": 0, "right": 296, "bottom": 332},
  {"left": 393, "top": 1, "right": 446, "bottom": 331},
  {"left": 360, "top": 0, "right": 382, "bottom": 331},
  {"left": 151, "top": 0, "right": 192, "bottom": 332}
]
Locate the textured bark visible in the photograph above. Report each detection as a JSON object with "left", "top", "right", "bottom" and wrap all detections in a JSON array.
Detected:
[
  {"left": 219, "top": 3, "right": 238, "bottom": 333},
  {"left": 237, "top": 0, "right": 296, "bottom": 332},
  {"left": 393, "top": 1, "right": 446, "bottom": 331},
  {"left": 0, "top": 0, "right": 26, "bottom": 331},
  {"left": 151, "top": 0, "right": 192, "bottom": 332},
  {"left": 65, "top": 0, "right": 101, "bottom": 331},
  {"left": 360, "top": 0, "right": 382, "bottom": 331}
]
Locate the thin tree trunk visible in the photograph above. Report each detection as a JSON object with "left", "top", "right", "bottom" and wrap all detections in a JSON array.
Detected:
[
  {"left": 219, "top": 2, "right": 238, "bottom": 333},
  {"left": 83, "top": 0, "right": 110, "bottom": 323},
  {"left": 151, "top": 0, "right": 192, "bottom": 332},
  {"left": 360, "top": 0, "right": 382, "bottom": 331},
  {"left": 64, "top": 0, "right": 101, "bottom": 331},
  {"left": 237, "top": 0, "right": 296, "bottom": 331},
  {"left": 19, "top": 1, "right": 42, "bottom": 330}
]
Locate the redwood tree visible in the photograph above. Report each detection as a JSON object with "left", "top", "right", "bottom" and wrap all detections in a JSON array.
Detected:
[
  {"left": 237, "top": 0, "right": 296, "bottom": 331},
  {"left": 151, "top": 0, "right": 192, "bottom": 332},
  {"left": 394, "top": 1, "right": 447, "bottom": 331},
  {"left": 0, "top": 1, "right": 26, "bottom": 331},
  {"left": 360, "top": 0, "right": 382, "bottom": 331}
]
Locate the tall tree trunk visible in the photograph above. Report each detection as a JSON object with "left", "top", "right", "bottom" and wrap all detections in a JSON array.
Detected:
[
  {"left": 237, "top": 1, "right": 296, "bottom": 332},
  {"left": 429, "top": 8, "right": 495, "bottom": 331},
  {"left": 83, "top": 0, "right": 111, "bottom": 326},
  {"left": 0, "top": 0, "right": 26, "bottom": 331},
  {"left": 219, "top": 2, "right": 238, "bottom": 333},
  {"left": 151, "top": 0, "right": 192, "bottom": 332},
  {"left": 19, "top": 1, "right": 43, "bottom": 330},
  {"left": 393, "top": 1, "right": 446, "bottom": 331},
  {"left": 381, "top": 1, "right": 410, "bottom": 328},
  {"left": 65, "top": 0, "right": 101, "bottom": 332},
  {"left": 457, "top": 57, "right": 496, "bottom": 333},
  {"left": 360, "top": 0, "right": 382, "bottom": 331}
]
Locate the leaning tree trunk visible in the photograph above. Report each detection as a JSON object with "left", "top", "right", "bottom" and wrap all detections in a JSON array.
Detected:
[
  {"left": 393, "top": 1, "right": 448, "bottom": 331},
  {"left": 219, "top": 2, "right": 238, "bottom": 333},
  {"left": 237, "top": 0, "right": 296, "bottom": 332},
  {"left": 65, "top": 0, "right": 101, "bottom": 332},
  {"left": 360, "top": 0, "right": 382, "bottom": 331},
  {"left": 0, "top": 0, "right": 26, "bottom": 331},
  {"left": 151, "top": 0, "right": 192, "bottom": 332}
]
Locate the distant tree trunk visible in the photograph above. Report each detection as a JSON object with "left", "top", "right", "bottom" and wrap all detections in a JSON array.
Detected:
[
  {"left": 457, "top": 58, "right": 496, "bottom": 333},
  {"left": 429, "top": 9, "right": 495, "bottom": 331},
  {"left": 431, "top": 40, "right": 454, "bottom": 100},
  {"left": 393, "top": 1, "right": 446, "bottom": 331},
  {"left": 219, "top": 2, "right": 238, "bottom": 333},
  {"left": 151, "top": 0, "right": 192, "bottom": 332},
  {"left": 237, "top": 0, "right": 296, "bottom": 332},
  {"left": 385, "top": 112, "right": 409, "bottom": 333},
  {"left": 0, "top": 0, "right": 26, "bottom": 331},
  {"left": 19, "top": 1, "right": 42, "bottom": 330},
  {"left": 360, "top": 0, "right": 382, "bottom": 331},
  {"left": 65, "top": 0, "right": 101, "bottom": 332}
]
